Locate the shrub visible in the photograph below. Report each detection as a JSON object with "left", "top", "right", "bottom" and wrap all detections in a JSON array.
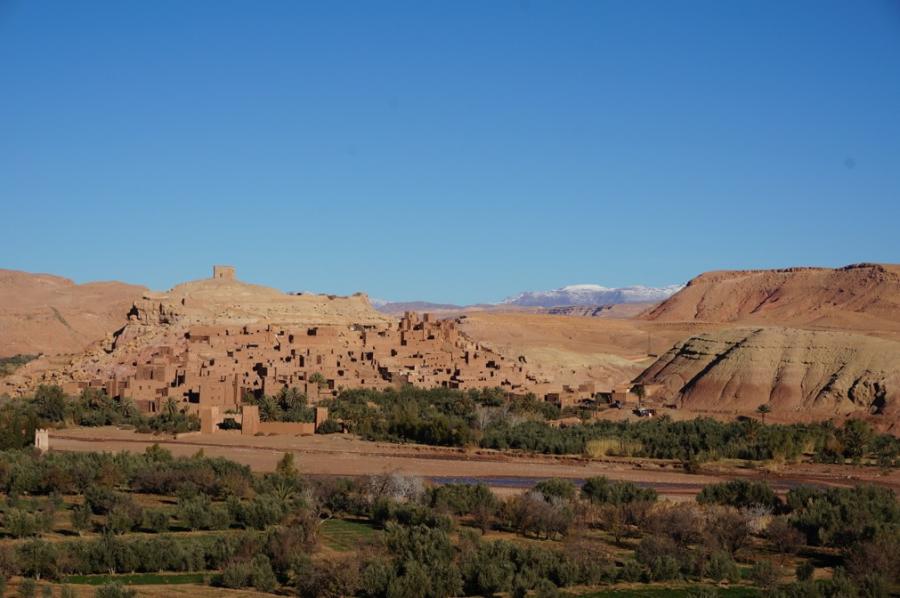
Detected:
[
  {"left": 178, "top": 495, "right": 214, "bottom": 530},
  {"left": 787, "top": 485, "right": 899, "bottom": 547},
  {"left": 95, "top": 584, "right": 136, "bottom": 598},
  {"left": 70, "top": 503, "right": 92, "bottom": 535},
  {"left": 533, "top": 479, "right": 577, "bottom": 502},
  {"left": 144, "top": 509, "right": 169, "bottom": 533},
  {"left": 4, "top": 508, "right": 43, "bottom": 538},
  {"left": 220, "top": 560, "right": 252, "bottom": 589},
  {"left": 795, "top": 561, "right": 814, "bottom": 582},
  {"left": 704, "top": 507, "right": 752, "bottom": 556},
  {"left": 250, "top": 554, "right": 277, "bottom": 593},
  {"left": 749, "top": 560, "right": 780, "bottom": 591},
  {"left": 296, "top": 557, "right": 361, "bottom": 598},
  {"left": 429, "top": 483, "right": 498, "bottom": 517},
  {"left": 581, "top": 476, "right": 657, "bottom": 505},
  {"left": 635, "top": 535, "right": 685, "bottom": 581},
  {"left": 766, "top": 516, "right": 804, "bottom": 556},
  {"left": 697, "top": 479, "right": 780, "bottom": 510},
  {"left": 705, "top": 550, "right": 740, "bottom": 583},
  {"left": 619, "top": 560, "right": 644, "bottom": 583}
]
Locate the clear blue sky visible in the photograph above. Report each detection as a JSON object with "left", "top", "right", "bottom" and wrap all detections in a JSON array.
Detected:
[{"left": 2, "top": 1, "right": 899, "bottom": 304}]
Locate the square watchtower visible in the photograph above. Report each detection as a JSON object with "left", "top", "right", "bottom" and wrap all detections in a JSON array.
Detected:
[{"left": 213, "top": 265, "right": 236, "bottom": 280}]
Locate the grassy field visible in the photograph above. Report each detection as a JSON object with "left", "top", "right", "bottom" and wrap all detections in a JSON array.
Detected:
[
  {"left": 60, "top": 572, "right": 208, "bottom": 586},
  {"left": 321, "top": 518, "right": 379, "bottom": 551}
]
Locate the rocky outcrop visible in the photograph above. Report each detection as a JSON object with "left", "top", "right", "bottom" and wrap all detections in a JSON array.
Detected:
[
  {"left": 635, "top": 327, "right": 900, "bottom": 427},
  {"left": 125, "top": 277, "right": 391, "bottom": 329}
]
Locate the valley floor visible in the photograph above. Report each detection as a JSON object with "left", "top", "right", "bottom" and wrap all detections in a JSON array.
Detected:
[{"left": 47, "top": 427, "right": 900, "bottom": 499}]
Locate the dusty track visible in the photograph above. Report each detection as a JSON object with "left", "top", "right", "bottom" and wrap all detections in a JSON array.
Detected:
[{"left": 48, "top": 427, "right": 899, "bottom": 499}]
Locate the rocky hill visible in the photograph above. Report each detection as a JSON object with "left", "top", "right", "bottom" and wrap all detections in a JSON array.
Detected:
[
  {"left": 635, "top": 327, "right": 900, "bottom": 430},
  {"left": 1, "top": 267, "right": 393, "bottom": 394},
  {"left": 641, "top": 264, "right": 900, "bottom": 338},
  {"left": 130, "top": 276, "right": 390, "bottom": 328},
  {"left": 0, "top": 269, "right": 146, "bottom": 358}
]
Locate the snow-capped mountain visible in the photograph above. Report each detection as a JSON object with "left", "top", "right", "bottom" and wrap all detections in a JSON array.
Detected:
[{"left": 500, "top": 283, "right": 683, "bottom": 307}]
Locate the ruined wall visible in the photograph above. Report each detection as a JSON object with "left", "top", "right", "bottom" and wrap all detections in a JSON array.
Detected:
[{"left": 256, "top": 421, "right": 316, "bottom": 435}]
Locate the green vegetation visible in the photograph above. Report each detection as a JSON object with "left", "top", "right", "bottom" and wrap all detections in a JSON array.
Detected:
[
  {"left": 324, "top": 387, "right": 899, "bottom": 467},
  {"left": 321, "top": 518, "right": 378, "bottom": 551},
  {"left": 61, "top": 572, "right": 207, "bottom": 585},
  {"left": 0, "top": 447, "right": 891, "bottom": 596},
  {"left": 0, "top": 386, "right": 199, "bottom": 449},
  {"left": 243, "top": 386, "right": 316, "bottom": 423},
  {"left": 0, "top": 384, "right": 897, "bottom": 596},
  {"left": 6, "top": 384, "right": 898, "bottom": 469},
  {"left": 697, "top": 480, "right": 780, "bottom": 510}
]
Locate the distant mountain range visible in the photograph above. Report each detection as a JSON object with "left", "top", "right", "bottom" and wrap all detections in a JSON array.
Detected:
[
  {"left": 500, "top": 284, "right": 684, "bottom": 307},
  {"left": 371, "top": 283, "right": 683, "bottom": 314}
]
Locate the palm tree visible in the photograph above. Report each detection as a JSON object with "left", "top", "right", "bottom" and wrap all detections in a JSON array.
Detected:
[
  {"left": 164, "top": 397, "right": 179, "bottom": 418},
  {"left": 756, "top": 404, "right": 771, "bottom": 424}
]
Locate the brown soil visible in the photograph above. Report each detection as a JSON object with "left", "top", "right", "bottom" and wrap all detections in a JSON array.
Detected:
[{"left": 0, "top": 269, "right": 145, "bottom": 358}]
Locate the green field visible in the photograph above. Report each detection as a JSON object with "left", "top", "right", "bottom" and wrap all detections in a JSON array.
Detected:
[
  {"left": 61, "top": 572, "right": 208, "bottom": 586},
  {"left": 321, "top": 517, "right": 379, "bottom": 551}
]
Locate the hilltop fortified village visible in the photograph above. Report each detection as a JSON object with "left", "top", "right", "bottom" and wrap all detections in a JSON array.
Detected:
[{"left": 33, "top": 267, "right": 607, "bottom": 423}]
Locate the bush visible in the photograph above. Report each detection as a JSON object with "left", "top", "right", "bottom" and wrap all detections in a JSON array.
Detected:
[
  {"left": 250, "top": 554, "right": 277, "bottom": 593},
  {"left": 503, "top": 493, "right": 573, "bottom": 539},
  {"left": 749, "top": 560, "right": 780, "bottom": 591},
  {"left": 3, "top": 508, "right": 45, "bottom": 538},
  {"left": 795, "top": 561, "right": 814, "bottom": 582},
  {"left": 220, "top": 560, "right": 252, "bottom": 589},
  {"left": 533, "top": 479, "right": 577, "bottom": 502},
  {"left": 144, "top": 509, "right": 170, "bottom": 533},
  {"left": 704, "top": 507, "right": 752, "bottom": 556},
  {"left": 316, "top": 419, "right": 342, "bottom": 434},
  {"left": 635, "top": 535, "right": 685, "bottom": 581},
  {"left": 787, "top": 485, "right": 899, "bottom": 547},
  {"left": 619, "top": 560, "right": 644, "bottom": 583},
  {"left": 581, "top": 476, "right": 657, "bottom": 505},
  {"left": 705, "top": 550, "right": 740, "bottom": 583},
  {"left": 95, "top": 584, "right": 136, "bottom": 598},
  {"left": 296, "top": 557, "right": 362, "bottom": 597},
  {"left": 697, "top": 479, "right": 780, "bottom": 510},
  {"left": 178, "top": 495, "right": 215, "bottom": 530}
]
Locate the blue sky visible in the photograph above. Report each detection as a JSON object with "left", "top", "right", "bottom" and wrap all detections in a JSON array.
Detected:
[{"left": 1, "top": 1, "right": 899, "bottom": 304}]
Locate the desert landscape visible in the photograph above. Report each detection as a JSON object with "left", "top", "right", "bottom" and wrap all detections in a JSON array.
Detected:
[
  {"left": 3, "top": 2, "right": 900, "bottom": 596},
  {"left": 1, "top": 262, "right": 899, "bottom": 597}
]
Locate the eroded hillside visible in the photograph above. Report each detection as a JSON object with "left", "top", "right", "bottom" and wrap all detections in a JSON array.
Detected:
[
  {"left": 0, "top": 269, "right": 146, "bottom": 358},
  {"left": 641, "top": 263, "right": 900, "bottom": 339},
  {"left": 636, "top": 327, "right": 900, "bottom": 430}
]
